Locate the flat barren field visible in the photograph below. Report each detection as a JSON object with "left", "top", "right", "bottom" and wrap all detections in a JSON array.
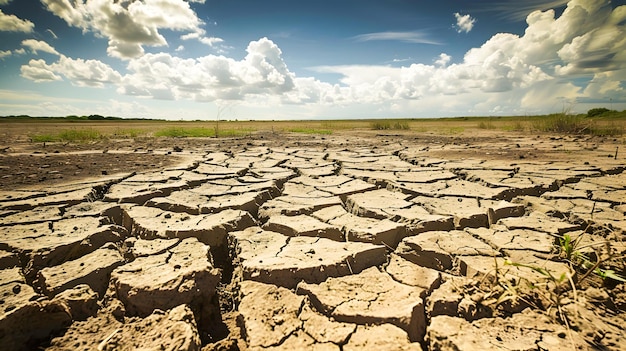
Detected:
[{"left": 0, "top": 118, "right": 625, "bottom": 350}]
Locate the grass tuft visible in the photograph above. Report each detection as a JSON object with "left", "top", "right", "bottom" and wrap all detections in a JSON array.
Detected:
[
  {"left": 532, "top": 114, "right": 590, "bottom": 134},
  {"left": 589, "top": 122, "right": 624, "bottom": 137},
  {"left": 58, "top": 129, "right": 102, "bottom": 142},
  {"left": 30, "top": 133, "right": 56, "bottom": 143},
  {"left": 370, "top": 120, "right": 410, "bottom": 130},
  {"left": 370, "top": 121, "right": 390, "bottom": 130},
  {"left": 155, "top": 127, "right": 215, "bottom": 138},
  {"left": 532, "top": 113, "right": 624, "bottom": 136},
  {"left": 478, "top": 120, "right": 496, "bottom": 130}
]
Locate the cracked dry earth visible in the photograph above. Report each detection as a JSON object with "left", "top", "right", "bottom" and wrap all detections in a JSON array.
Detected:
[{"left": 1, "top": 132, "right": 625, "bottom": 351}]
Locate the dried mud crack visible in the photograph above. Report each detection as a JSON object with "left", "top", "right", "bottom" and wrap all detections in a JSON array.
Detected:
[{"left": 0, "top": 133, "right": 625, "bottom": 350}]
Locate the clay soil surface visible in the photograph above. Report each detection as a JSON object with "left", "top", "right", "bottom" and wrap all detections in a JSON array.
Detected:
[{"left": 0, "top": 125, "right": 625, "bottom": 350}]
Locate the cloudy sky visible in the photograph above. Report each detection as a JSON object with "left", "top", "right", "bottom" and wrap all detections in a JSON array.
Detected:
[{"left": 0, "top": 0, "right": 625, "bottom": 120}]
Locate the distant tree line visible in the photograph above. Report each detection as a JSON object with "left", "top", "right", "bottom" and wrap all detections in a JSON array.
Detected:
[
  {"left": 65, "top": 114, "right": 123, "bottom": 120},
  {"left": 0, "top": 114, "right": 163, "bottom": 121},
  {"left": 586, "top": 108, "right": 616, "bottom": 117}
]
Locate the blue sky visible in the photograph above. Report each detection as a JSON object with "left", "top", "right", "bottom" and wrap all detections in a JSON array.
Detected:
[{"left": 0, "top": 0, "right": 625, "bottom": 120}]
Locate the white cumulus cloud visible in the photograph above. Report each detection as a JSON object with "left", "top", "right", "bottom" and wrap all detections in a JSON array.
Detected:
[
  {"left": 20, "top": 59, "right": 62, "bottom": 82},
  {"left": 582, "top": 69, "right": 626, "bottom": 99},
  {"left": 454, "top": 13, "right": 476, "bottom": 33},
  {"left": 180, "top": 30, "right": 225, "bottom": 48},
  {"left": 199, "top": 36, "right": 224, "bottom": 47},
  {"left": 435, "top": 53, "right": 451, "bottom": 67},
  {"left": 20, "top": 55, "right": 122, "bottom": 87},
  {"left": 41, "top": 0, "right": 208, "bottom": 59},
  {"left": 22, "top": 39, "right": 60, "bottom": 55},
  {"left": 0, "top": 9, "right": 34, "bottom": 32},
  {"left": 555, "top": 3, "right": 626, "bottom": 76},
  {"left": 118, "top": 37, "right": 295, "bottom": 101},
  {"left": 53, "top": 56, "right": 123, "bottom": 87}
]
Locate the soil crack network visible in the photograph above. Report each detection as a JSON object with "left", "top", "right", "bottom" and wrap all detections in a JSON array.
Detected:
[{"left": 0, "top": 132, "right": 624, "bottom": 350}]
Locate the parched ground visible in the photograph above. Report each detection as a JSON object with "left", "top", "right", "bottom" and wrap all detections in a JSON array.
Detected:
[{"left": 0, "top": 130, "right": 625, "bottom": 350}]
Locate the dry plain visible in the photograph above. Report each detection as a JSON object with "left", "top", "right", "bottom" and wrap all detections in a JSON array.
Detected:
[{"left": 0, "top": 119, "right": 625, "bottom": 350}]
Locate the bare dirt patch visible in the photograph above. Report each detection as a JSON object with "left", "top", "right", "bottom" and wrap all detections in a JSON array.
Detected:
[{"left": 0, "top": 151, "right": 178, "bottom": 188}]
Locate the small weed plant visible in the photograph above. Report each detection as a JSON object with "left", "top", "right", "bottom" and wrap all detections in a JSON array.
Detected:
[
  {"left": 479, "top": 224, "right": 625, "bottom": 348},
  {"left": 558, "top": 231, "right": 626, "bottom": 284},
  {"left": 495, "top": 229, "right": 626, "bottom": 307}
]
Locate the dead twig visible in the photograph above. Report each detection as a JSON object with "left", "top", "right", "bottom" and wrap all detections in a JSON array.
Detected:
[{"left": 97, "top": 328, "right": 121, "bottom": 351}]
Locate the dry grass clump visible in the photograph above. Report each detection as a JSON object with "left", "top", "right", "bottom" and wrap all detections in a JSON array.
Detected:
[
  {"left": 370, "top": 120, "right": 410, "bottom": 130},
  {"left": 477, "top": 120, "right": 496, "bottom": 129},
  {"left": 532, "top": 113, "right": 624, "bottom": 136},
  {"left": 155, "top": 127, "right": 216, "bottom": 138}
]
